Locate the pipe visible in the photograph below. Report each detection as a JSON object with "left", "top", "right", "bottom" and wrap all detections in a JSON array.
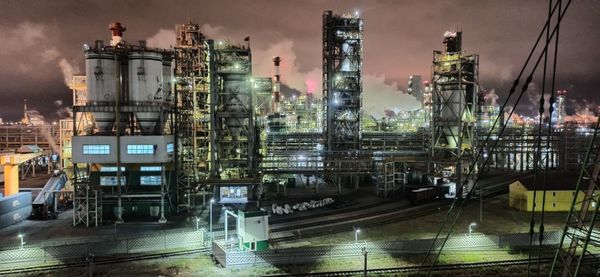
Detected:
[{"left": 115, "top": 50, "right": 123, "bottom": 224}]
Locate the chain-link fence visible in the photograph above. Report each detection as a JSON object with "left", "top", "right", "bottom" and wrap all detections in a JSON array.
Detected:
[
  {"left": 0, "top": 228, "right": 213, "bottom": 269},
  {"left": 214, "top": 231, "right": 563, "bottom": 268}
]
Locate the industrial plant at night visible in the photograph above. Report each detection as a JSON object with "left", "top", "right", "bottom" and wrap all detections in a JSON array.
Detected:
[{"left": 0, "top": 1, "right": 598, "bottom": 276}]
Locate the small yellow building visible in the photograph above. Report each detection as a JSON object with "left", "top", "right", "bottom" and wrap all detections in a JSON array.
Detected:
[{"left": 509, "top": 180, "right": 597, "bottom": 212}]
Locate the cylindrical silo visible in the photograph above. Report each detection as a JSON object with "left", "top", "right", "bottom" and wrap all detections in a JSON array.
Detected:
[
  {"left": 129, "top": 51, "right": 163, "bottom": 134},
  {"left": 85, "top": 52, "right": 119, "bottom": 134},
  {"left": 440, "top": 80, "right": 462, "bottom": 149}
]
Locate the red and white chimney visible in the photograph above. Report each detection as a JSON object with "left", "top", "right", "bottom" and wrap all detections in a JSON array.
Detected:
[
  {"left": 109, "top": 22, "right": 126, "bottom": 46},
  {"left": 272, "top": 56, "right": 281, "bottom": 113}
]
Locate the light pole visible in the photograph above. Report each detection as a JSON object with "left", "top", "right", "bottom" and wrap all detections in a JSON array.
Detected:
[
  {"left": 18, "top": 234, "right": 24, "bottom": 250},
  {"left": 469, "top": 222, "right": 477, "bottom": 236},
  {"left": 209, "top": 198, "right": 215, "bottom": 240},
  {"left": 355, "top": 228, "right": 361, "bottom": 243}
]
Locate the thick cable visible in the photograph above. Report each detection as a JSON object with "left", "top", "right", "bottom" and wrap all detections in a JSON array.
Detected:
[
  {"left": 537, "top": 0, "right": 562, "bottom": 274},
  {"left": 419, "top": 1, "right": 573, "bottom": 275},
  {"left": 527, "top": 0, "right": 553, "bottom": 275}
]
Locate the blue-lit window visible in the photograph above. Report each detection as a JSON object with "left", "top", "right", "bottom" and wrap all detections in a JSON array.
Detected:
[
  {"left": 140, "top": 166, "right": 162, "bottom": 172},
  {"left": 100, "top": 176, "right": 126, "bottom": 186},
  {"left": 166, "top": 143, "right": 174, "bottom": 154},
  {"left": 83, "top": 144, "right": 110, "bottom": 155},
  {"left": 100, "top": 166, "right": 126, "bottom": 172},
  {"left": 127, "top": 144, "right": 154, "bottom": 154},
  {"left": 140, "top": 175, "right": 162, "bottom": 186}
]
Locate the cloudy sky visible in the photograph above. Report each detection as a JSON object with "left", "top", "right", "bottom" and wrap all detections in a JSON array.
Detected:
[{"left": 0, "top": 0, "right": 599, "bottom": 121}]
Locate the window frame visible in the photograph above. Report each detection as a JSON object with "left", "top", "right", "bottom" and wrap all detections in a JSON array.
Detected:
[
  {"left": 83, "top": 144, "right": 110, "bottom": 155},
  {"left": 126, "top": 144, "right": 155, "bottom": 155}
]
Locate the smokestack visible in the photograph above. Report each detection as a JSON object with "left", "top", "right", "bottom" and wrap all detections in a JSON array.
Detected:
[
  {"left": 273, "top": 56, "right": 281, "bottom": 113},
  {"left": 109, "top": 22, "right": 126, "bottom": 46},
  {"left": 443, "top": 30, "right": 462, "bottom": 53}
]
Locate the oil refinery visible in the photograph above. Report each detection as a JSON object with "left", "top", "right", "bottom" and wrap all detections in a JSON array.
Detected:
[{"left": 0, "top": 2, "right": 599, "bottom": 276}]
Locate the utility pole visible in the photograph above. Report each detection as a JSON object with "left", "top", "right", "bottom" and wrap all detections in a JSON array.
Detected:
[{"left": 362, "top": 246, "right": 368, "bottom": 277}]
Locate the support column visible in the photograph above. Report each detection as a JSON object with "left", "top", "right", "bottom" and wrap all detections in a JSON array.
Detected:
[
  {"left": 159, "top": 164, "right": 167, "bottom": 223},
  {"left": 4, "top": 164, "right": 19, "bottom": 196}
]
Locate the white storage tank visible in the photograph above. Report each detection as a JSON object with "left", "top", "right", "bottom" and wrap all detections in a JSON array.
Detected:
[
  {"left": 85, "top": 52, "right": 119, "bottom": 134},
  {"left": 129, "top": 51, "right": 164, "bottom": 134}
]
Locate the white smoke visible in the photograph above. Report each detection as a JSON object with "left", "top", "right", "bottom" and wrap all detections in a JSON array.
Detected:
[
  {"left": 363, "top": 75, "right": 421, "bottom": 118},
  {"left": 0, "top": 21, "right": 79, "bottom": 87},
  {"left": 525, "top": 82, "right": 551, "bottom": 117},
  {"left": 54, "top": 100, "right": 72, "bottom": 118},
  {"left": 146, "top": 25, "right": 422, "bottom": 117},
  {"left": 146, "top": 29, "right": 175, "bottom": 49},
  {"left": 252, "top": 39, "right": 321, "bottom": 95},
  {"left": 485, "top": 89, "right": 499, "bottom": 107},
  {"left": 23, "top": 106, "right": 61, "bottom": 153},
  {"left": 58, "top": 58, "right": 79, "bottom": 87}
]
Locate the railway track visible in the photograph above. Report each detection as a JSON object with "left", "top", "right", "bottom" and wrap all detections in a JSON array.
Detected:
[
  {"left": 269, "top": 174, "right": 530, "bottom": 241},
  {"left": 265, "top": 255, "right": 598, "bottom": 276},
  {"left": 0, "top": 174, "right": 530, "bottom": 275},
  {"left": 0, "top": 248, "right": 210, "bottom": 276}
]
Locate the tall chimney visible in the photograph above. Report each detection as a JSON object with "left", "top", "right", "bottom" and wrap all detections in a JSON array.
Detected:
[
  {"left": 109, "top": 22, "right": 126, "bottom": 46},
  {"left": 272, "top": 56, "right": 281, "bottom": 113}
]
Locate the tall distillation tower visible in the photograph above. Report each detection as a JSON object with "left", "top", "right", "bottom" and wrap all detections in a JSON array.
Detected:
[
  {"left": 431, "top": 30, "right": 479, "bottom": 193},
  {"left": 323, "top": 11, "right": 363, "bottom": 153},
  {"left": 209, "top": 40, "right": 259, "bottom": 184}
]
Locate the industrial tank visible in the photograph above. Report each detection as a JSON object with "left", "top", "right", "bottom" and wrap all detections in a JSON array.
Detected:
[
  {"left": 86, "top": 52, "right": 119, "bottom": 134},
  {"left": 439, "top": 77, "right": 462, "bottom": 149},
  {"left": 129, "top": 51, "right": 164, "bottom": 134},
  {"left": 162, "top": 60, "right": 173, "bottom": 103}
]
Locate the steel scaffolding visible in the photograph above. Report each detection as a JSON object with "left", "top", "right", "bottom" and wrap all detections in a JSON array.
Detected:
[{"left": 174, "top": 23, "right": 211, "bottom": 211}]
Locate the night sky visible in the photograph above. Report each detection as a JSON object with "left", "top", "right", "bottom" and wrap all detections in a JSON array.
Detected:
[{"left": 0, "top": 0, "right": 599, "bottom": 121}]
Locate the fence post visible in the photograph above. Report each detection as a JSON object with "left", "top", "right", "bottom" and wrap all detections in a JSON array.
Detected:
[{"left": 164, "top": 231, "right": 167, "bottom": 249}]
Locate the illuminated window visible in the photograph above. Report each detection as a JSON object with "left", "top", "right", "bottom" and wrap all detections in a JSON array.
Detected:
[
  {"left": 83, "top": 144, "right": 110, "bottom": 155},
  {"left": 166, "top": 143, "right": 174, "bottom": 153},
  {"left": 127, "top": 144, "right": 154, "bottom": 154},
  {"left": 100, "top": 176, "right": 126, "bottom": 186},
  {"left": 140, "top": 166, "right": 162, "bottom": 172},
  {"left": 100, "top": 166, "right": 126, "bottom": 172},
  {"left": 140, "top": 175, "right": 162, "bottom": 186}
]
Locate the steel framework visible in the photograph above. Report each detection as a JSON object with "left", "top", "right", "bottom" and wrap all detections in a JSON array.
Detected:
[
  {"left": 209, "top": 41, "right": 257, "bottom": 180},
  {"left": 322, "top": 10, "right": 363, "bottom": 153},
  {"left": 174, "top": 23, "right": 211, "bottom": 211},
  {"left": 431, "top": 31, "right": 479, "bottom": 192},
  {"left": 551, "top": 119, "right": 600, "bottom": 276}
]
